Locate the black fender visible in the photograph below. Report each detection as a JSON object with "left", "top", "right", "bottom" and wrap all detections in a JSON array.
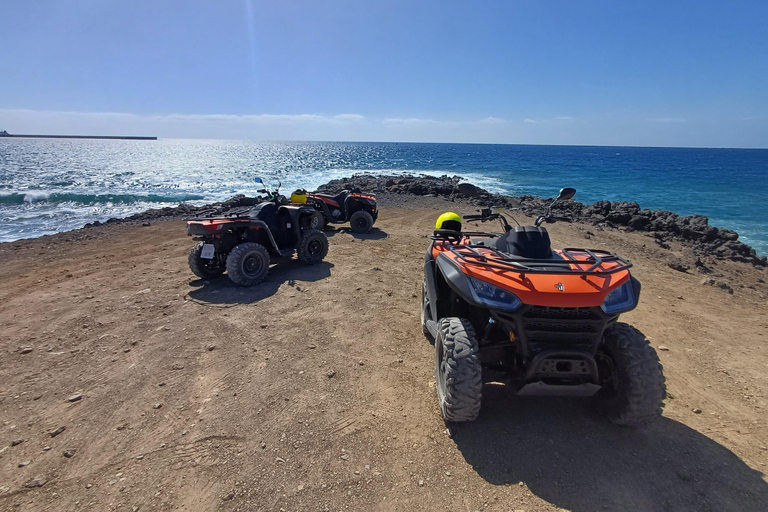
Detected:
[
  {"left": 423, "top": 257, "right": 438, "bottom": 326},
  {"left": 279, "top": 204, "right": 317, "bottom": 245},
  {"left": 423, "top": 247, "right": 481, "bottom": 339},
  {"left": 310, "top": 197, "right": 344, "bottom": 224},
  {"left": 244, "top": 220, "right": 281, "bottom": 253},
  {"left": 630, "top": 275, "right": 642, "bottom": 311},
  {"left": 344, "top": 196, "right": 377, "bottom": 220},
  {"left": 343, "top": 196, "right": 357, "bottom": 217},
  {"left": 435, "top": 252, "right": 478, "bottom": 307}
]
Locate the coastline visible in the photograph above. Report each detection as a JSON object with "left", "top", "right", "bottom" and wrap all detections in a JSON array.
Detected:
[{"left": 72, "top": 174, "right": 767, "bottom": 267}]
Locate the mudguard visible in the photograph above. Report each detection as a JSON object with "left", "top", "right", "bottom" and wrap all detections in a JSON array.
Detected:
[
  {"left": 435, "top": 252, "right": 478, "bottom": 306},
  {"left": 423, "top": 258, "right": 438, "bottom": 334}
]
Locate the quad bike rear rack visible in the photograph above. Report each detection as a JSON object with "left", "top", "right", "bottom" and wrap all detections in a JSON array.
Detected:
[
  {"left": 186, "top": 206, "right": 254, "bottom": 220},
  {"left": 447, "top": 243, "right": 632, "bottom": 276}
]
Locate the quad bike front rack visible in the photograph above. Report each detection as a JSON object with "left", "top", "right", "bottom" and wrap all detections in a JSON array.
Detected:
[{"left": 447, "top": 244, "right": 632, "bottom": 276}]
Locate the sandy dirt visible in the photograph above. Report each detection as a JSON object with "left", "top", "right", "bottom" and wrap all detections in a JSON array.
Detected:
[{"left": 1, "top": 195, "right": 767, "bottom": 512}]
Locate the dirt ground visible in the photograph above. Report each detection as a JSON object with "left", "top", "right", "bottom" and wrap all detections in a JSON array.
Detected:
[{"left": 1, "top": 195, "right": 767, "bottom": 512}]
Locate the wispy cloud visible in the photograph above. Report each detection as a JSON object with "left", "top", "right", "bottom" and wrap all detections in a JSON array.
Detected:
[
  {"left": 477, "top": 117, "right": 506, "bottom": 124},
  {"left": 525, "top": 116, "right": 576, "bottom": 124},
  {"left": 382, "top": 117, "right": 441, "bottom": 125},
  {"left": 334, "top": 113, "right": 366, "bottom": 122}
]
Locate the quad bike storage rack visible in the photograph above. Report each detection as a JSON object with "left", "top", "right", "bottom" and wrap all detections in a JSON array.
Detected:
[{"left": 447, "top": 244, "right": 633, "bottom": 276}]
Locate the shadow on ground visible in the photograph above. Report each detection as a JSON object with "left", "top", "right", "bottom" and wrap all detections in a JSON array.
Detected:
[
  {"left": 186, "top": 260, "right": 333, "bottom": 305},
  {"left": 450, "top": 384, "right": 767, "bottom": 512},
  {"left": 324, "top": 226, "right": 389, "bottom": 240}
]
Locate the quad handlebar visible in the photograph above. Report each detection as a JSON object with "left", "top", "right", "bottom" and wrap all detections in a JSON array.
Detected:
[{"left": 463, "top": 187, "right": 576, "bottom": 230}]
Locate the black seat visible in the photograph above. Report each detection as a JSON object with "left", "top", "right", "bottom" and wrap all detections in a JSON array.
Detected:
[
  {"left": 495, "top": 226, "right": 553, "bottom": 259},
  {"left": 313, "top": 190, "right": 349, "bottom": 205},
  {"left": 334, "top": 190, "right": 349, "bottom": 205}
]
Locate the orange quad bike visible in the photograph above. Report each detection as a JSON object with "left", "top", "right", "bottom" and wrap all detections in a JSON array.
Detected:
[{"left": 421, "top": 188, "right": 666, "bottom": 425}]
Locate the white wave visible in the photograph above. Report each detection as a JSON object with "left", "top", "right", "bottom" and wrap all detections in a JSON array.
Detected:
[{"left": 23, "top": 191, "right": 52, "bottom": 202}]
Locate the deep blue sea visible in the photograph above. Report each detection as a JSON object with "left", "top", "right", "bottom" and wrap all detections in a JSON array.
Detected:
[{"left": 1, "top": 139, "right": 766, "bottom": 256}]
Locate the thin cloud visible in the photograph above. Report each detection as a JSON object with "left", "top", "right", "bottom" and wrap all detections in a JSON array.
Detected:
[
  {"left": 524, "top": 118, "right": 539, "bottom": 123},
  {"left": 334, "top": 114, "right": 366, "bottom": 121},
  {"left": 382, "top": 117, "right": 441, "bottom": 125},
  {"left": 555, "top": 116, "right": 577, "bottom": 121},
  {"left": 478, "top": 117, "right": 506, "bottom": 124}
]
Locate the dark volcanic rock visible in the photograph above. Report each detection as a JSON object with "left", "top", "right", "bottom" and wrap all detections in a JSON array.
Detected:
[{"left": 74, "top": 173, "right": 764, "bottom": 267}]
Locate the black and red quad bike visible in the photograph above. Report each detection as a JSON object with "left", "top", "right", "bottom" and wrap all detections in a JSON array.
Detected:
[
  {"left": 186, "top": 178, "right": 329, "bottom": 286},
  {"left": 421, "top": 188, "right": 666, "bottom": 425},
  {"left": 305, "top": 189, "right": 378, "bottom": 233}
]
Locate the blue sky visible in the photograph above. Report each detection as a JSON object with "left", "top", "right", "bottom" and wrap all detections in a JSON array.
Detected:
[{"left": 1, "top": 0, "right": 766, "bottom": 147}]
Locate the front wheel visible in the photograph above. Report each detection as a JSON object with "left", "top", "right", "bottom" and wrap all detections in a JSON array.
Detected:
[
  {"left": 226, "top": 242, "right": 270, "bottom": 286},
  {"left": 349, "top": 210, "right": 374, "bottom": 233},
  {"left": 188, "top": 242, "right": 225, "bottom": 278},
  {"left": 435, "top": 317, "right": 482, "bottom": 422},
  {"left": 298, "top": 229, "right": 329, "bottom": 264},
  {"left": 593, "top": 322, "right": 666, "bottom": 426}
]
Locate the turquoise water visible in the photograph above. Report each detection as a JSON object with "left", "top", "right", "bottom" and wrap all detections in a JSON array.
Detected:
[{"left": 1, "top": 139, "right": 766, "bottom": 255}]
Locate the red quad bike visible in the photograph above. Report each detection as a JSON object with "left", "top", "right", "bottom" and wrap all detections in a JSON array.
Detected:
[
  {"left": 421, "top": 188, "right": 666, "bottom": 425},
  {"left": 305, "top": 189, "right": 378, "bottom": 233},
  {"left": 186, "top": 178, "right": 329, "bottom": 286}
]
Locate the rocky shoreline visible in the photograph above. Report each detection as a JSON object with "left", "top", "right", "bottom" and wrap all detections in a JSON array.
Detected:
[
  {"left": 85, "top": 173, "right": 766, "bottom": 268},
  {"left": 317, "top": 174, "right": 767, "bottom": 268}
]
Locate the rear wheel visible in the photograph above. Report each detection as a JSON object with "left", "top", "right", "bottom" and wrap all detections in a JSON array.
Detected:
[
  {"left": 435, "top": 317, "right": 482, "bottom": 422},
  {"left": 593, "top": 322, "right": 666, "bottom": 426},
  {"left": 298, "top": 229, "right": 329, "bottom": 264},
  {"left": 188, "top": 242, "right": 225, "bottom": 278},
  {"left": 308, "top": 211, "right": 326, "bottom": 230},
  {"left": 350, "top": 210, "right": 374, "bottom": 233},
  {"left": 226, "top": 242, "right": 270, "bottom": 286}
]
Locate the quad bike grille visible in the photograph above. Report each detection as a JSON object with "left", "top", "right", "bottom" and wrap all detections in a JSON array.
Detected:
[
  {"left": 500, "top": 305, "right": 610, "bottom": 357},
  {"left": 524, "top": 306, "right": 600, "bottom": 320}
]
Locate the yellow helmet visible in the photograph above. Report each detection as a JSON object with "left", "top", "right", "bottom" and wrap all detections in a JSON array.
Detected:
[
  {"left": 290, "top": 189, "right": 308, "bottom": 204},
  {"left": 436, "top": 211, "right": 462, "bottom": 231}
]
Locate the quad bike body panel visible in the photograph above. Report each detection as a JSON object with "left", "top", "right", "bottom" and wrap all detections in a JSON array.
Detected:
[{"left": 431, "top": 241, "right": 633, "bottom": 308}]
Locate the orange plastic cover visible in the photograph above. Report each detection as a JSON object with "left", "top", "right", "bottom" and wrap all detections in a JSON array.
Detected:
[{"left": 433, "top": 240, "right": 629, "bottom": 308}]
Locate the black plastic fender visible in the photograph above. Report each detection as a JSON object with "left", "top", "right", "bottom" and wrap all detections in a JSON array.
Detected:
[
  {"left": 423, "top": 258, "right": 438, "bottom": 330},
  {"left": 245, "top": 220, "right": 281, "bottom": 253},
  {"left": 310, "top": 198, "right": 344, "bottom": 224},
  {"left": 279, "top": 204, "right": 317, "bottom": 245},
  {"left": 630, "top": 275, "right": 642, "bottom": 311},
  {"left": 435, "top": 252, "right": 478, "bottom": 307}
]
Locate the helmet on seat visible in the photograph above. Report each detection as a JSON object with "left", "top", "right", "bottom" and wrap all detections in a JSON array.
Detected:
[
  {"left": 290, "top": 189, "right": 308, "bottom": 203},
  {"left": 435, "top": 212, "right": 462, "bottom": 231}
]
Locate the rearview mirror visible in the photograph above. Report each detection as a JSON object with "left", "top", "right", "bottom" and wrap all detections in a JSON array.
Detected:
[
  {"left": 254, "top": 177, "right": 263, "bottom": 183},
  {"left": 557, "top": 187, "right": 576, "bottom": 201}
]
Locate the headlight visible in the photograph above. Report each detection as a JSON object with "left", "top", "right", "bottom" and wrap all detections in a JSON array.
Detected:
[
  {"left": 601, "top": 279, "right": 637, "bottom": 314},
  {"left": 468, "top": 276, "right": 522, "bottom": 310}
]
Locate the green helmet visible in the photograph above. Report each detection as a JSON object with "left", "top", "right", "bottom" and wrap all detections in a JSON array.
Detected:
[{"left": 436, "top": 211, "right": 462, "bottom": 231}]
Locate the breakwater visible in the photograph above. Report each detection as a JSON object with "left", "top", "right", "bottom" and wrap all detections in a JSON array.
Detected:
[{"left": 0, "top": 132, "right": 156, "bottom": 140}]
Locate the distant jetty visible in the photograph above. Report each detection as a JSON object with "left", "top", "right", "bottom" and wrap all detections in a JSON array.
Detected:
[{"left": 0, "top": 130, "right": 156, "bottom": 141}]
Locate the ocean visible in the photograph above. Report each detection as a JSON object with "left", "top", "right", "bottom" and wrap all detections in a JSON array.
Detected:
[{"left": 1, "top": 139, "right": 767, "bottom": 256}]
